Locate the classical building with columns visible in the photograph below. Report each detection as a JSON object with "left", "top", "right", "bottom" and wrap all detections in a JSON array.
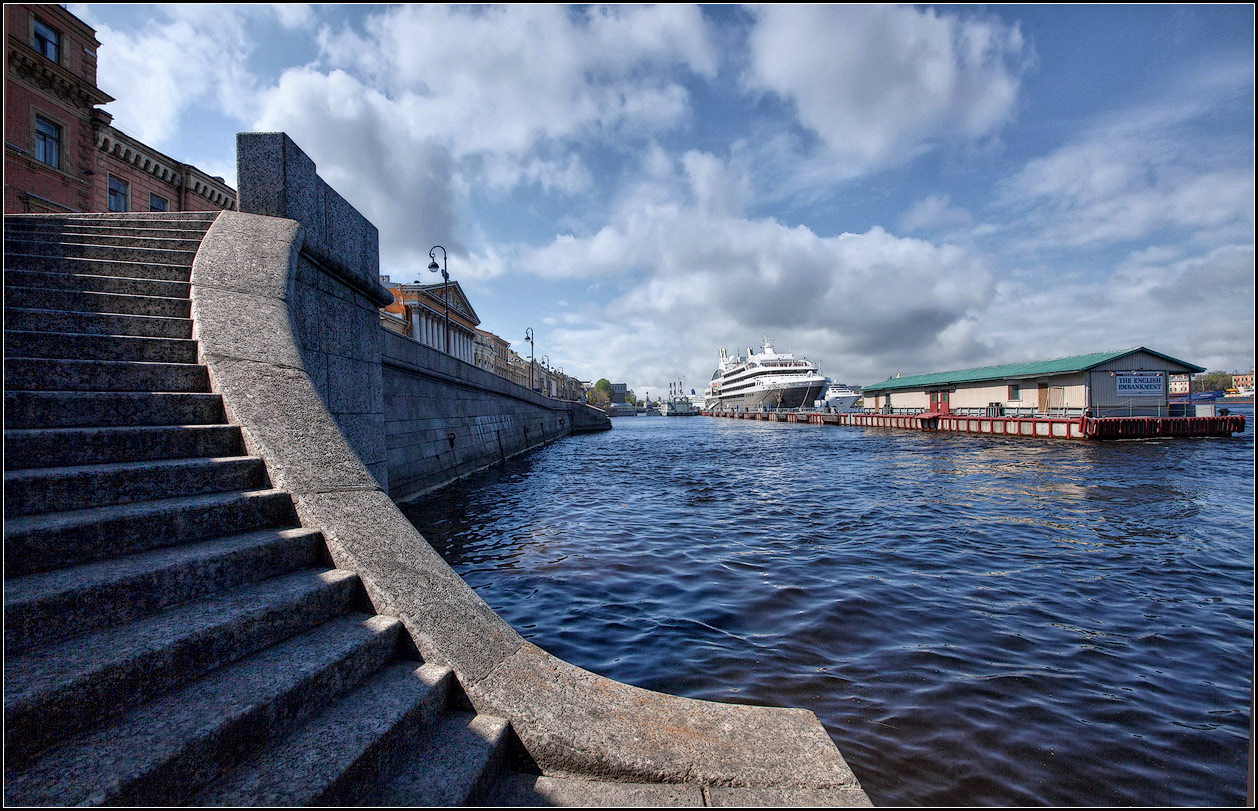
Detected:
[
  {"left": 5, "top": 4, "right": 236, "bottom": 214},
  {"left": 381, "top": 277, "right": 481, "bottom": 366}
]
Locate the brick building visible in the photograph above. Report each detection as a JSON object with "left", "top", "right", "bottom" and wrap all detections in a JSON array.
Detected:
[{"left": 4, "top": 4, "right": 235, "bottom": 214}]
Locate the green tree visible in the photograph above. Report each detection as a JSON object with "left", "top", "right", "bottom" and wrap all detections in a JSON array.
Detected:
[
  {"left": 1195, "top": 371, "right": 1233, "bottom": 391},
  {"left": 587, "top": 388, "right": 610, "bottom": 406},
  {"left": 625, "top": 391, "right": 637, "bottom": 406}
]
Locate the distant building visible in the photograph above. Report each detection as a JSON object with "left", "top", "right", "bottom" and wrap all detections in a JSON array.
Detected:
[
  {"left": 4, "top": 4, "right": 236, "bottom": 214},
  {"left": 379, "top": 309, "right": 409, "bottom": 337},
  {"left": 610, "top": 383, "right": 628, "bottom": 404},
  {"left": 1233, "top": 369, "right": 1254, "bottom": 390},
  {"left": 473, "top": 328, "right": 513, "bottom": 380},
  {"left": 381, "top": 276, "right": 481, "bottom": 366},
  {"left": 862, "top": 347, "right": 1206, "bottom": 418},
  {"left": 1168, "top": 374, "right": 1190, "bottom": 396}
]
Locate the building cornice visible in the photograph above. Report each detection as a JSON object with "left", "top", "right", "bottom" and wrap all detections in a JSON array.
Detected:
[
  {"left": 94, "top": 124, "right": 237, "bottom": 209},
  {"left": 7, "top": 38, "right": 113, "bottom": 111}
]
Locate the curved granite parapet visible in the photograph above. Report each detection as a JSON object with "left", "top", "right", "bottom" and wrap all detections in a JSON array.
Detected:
[{"left": 190, "top": 210, "right": 869, "bottom": 800}]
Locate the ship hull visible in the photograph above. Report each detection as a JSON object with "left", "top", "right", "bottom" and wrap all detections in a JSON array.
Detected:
[{"left": 706, "top": 379, "right": 827, "bottom": 411}]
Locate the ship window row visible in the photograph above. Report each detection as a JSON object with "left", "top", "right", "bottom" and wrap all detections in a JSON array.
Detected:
[{"left": 724, "top": 369, "right": 817, "bottom": 384}]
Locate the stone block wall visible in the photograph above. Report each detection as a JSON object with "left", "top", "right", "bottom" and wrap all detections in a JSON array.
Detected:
[
  {"left": 236, "top": 132, "right": 393, "bottom": 489},
  {"left": 236, "top": 132, "right": 608, "bottom": 500},
  {"left": 382, "top": 329, "right": 578, "bottom": 503}
]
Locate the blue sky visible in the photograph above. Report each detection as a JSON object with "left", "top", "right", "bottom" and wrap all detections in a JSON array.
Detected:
[{"left": 72, "top": 4, "right": 1254, "bottom": 395}]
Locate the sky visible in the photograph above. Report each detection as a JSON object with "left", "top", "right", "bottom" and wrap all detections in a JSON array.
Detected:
[{"left": 72, "top": 4, "right": 1255, "bottom": 396}]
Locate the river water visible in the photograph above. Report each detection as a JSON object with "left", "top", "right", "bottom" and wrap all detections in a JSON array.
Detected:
[{"left": 400, "top": 408, "right": 1254, "bottom": 806}]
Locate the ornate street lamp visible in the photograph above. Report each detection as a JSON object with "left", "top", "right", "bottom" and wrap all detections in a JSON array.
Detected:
[
  {"left": 525, "top": 328, "right": 534, "bottom": 390},
  {"left": 427, "top": 246, "right": 450, "bottom": 354}
]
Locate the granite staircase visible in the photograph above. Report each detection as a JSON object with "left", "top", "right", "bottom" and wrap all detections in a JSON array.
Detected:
[{"left": 2, "top": 213, "right": 515, "bottom": 806}]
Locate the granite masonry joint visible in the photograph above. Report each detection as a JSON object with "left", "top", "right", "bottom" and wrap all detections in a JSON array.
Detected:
[{"left": 199, "top": 351, "right": 308, "bottom": 377}]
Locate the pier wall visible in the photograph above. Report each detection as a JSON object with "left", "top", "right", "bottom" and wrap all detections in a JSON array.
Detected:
[{"left": 705, "top": 409, "right": 1245, "bottom": 439}]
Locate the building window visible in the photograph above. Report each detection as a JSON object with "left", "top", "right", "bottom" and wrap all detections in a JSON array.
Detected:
[
  {"left": 149, "top": 193, "right": 168, "bottom": 212},
  {"left": 1008, "top": 383, "right": 1021, "bottom": 401},
  {"left": 33, "top": 18, "right": 60, "bottom": 63},
  {"left": 108, "top": 177, "right": 129, "bottom": 212},
  {"left": 34, "top": 116, "right": 60, "bottom": 168}
]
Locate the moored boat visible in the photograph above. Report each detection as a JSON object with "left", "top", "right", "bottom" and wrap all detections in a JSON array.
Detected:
[{"left": 703, "top": 338, "right": 828, "bottom": 411}]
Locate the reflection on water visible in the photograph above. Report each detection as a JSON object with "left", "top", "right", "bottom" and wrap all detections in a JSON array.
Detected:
[{"left": 400, "top": 408, "right": 1254, "bottom": 806}]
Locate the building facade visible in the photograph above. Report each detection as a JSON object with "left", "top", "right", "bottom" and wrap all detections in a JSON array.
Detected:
[
  {"left": 862, "top": 347, "right": 1206, "bottom": 418},
  {"left": 381, "top": 276, "right": 481, "bottom": 366},
  {"left": 5, "top": 4, "right": 236, "bottom": 214}
]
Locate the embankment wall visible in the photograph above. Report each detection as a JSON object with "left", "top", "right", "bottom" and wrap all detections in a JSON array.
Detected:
[
  {"left": 234, "top": 132, "right": 607, "bottom": 504},
  {"left": 382, "top": 330, "right": 606, "bottom": 503}
]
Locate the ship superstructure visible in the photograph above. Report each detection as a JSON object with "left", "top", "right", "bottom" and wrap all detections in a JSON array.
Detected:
[{"left": 703, "top": 338, "right": 828, "bottom": 411}]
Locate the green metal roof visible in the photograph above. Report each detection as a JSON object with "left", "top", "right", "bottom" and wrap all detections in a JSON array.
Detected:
[{"left": 863, "top": 347, "right": 1205, "bottom": 393}]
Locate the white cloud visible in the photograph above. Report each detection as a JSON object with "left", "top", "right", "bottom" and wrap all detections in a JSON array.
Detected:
[
  {"left": 310, "top": 4, "right": 715, "bottom": 158},
  {"left": 899, "top": 194, "right": 974, "bottom": 233},
  {"left": 246, "top": 4, "right": 721, "bottom": 276},
  {"left": 74, "top": 4, "right": 303, "bottom": 148},
  {"left": 744, "top": 5, "right": 1029, "bottom": 172},
  {"left": 254, "top": 68, "right": 459, "bottom": 267},
  {"left": 521, "top": 153, "right": 996, "bottom": 390},
  {"left": 996, "top": 63, "right": 1255, "bottom": 251}
]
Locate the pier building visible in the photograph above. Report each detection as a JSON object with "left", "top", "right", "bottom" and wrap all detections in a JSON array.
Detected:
[
  {"left": 707, "top": 346, "right": 1243, "bottom": 439},
  {"left": 862, "top": 347, "right": 1207, "bottom": 419}
]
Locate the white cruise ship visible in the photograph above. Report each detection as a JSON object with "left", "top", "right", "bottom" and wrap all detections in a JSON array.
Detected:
[{"left": 703, "top": 338, "right": 828, "bottom": 411}]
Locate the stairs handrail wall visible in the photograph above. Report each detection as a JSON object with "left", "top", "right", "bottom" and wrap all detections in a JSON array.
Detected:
[{"left": 186, "top": 133, "right": 866, "bottom": 795}]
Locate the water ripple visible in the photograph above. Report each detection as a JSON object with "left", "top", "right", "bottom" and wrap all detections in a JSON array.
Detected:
[{"left": 401, "top": 408, "right": 1254, "bottom": 806}]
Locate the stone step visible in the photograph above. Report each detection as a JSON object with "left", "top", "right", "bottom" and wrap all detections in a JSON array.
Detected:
[
  {"left": 4, "top": 357, "right": 209, "bottom": 392},
  {"left": 4, "top": 330, "right": 198, "bottom": 364},
  {"left": 3, "top": 231, "right": 206, "bottom": 251},
  {"left": 3, "top": 526, "right": 327, "bottom": 653},
  {"left": 4, "top": 391, "right": 225, "bottom": 429},
  {"left": 3, "top": 268, "right": 190, "bottom": 298},
  {"left": 367, "top": 710, "right": 511, "bottom": 806},
  {"left": 2, "top": 612, "right": 402, "bottom": 806},
  {"left": 3, "top": 306, "right": 192, "bottom": 338},
  {"left": 4, "top": 285, "right": 191, "bottom": 318},
  {"left": 3, "top": 223, "right": 215, "bottom": 241},
  {"left": 5, "top": 455, "right": 267, "bottom": 516},
  {"left": 196, "top": 662, "right": 455, "bottom": 806},
  {"left": 2, "top": 237, "right": 198, "bottom": 265},
  {"left": 2, "top": 253, "right": 194, "bottom": 281},
  {"left": 489, "top": 774, "right": 707, "bottom": 806},
  {"left": 3, "top": 211, "right": 219, "bottom": 225},
  {"left": 3, "top": 424, "right": 243, "bottom": 469},
  {"left": 3, "top": 488, "right": 298, "bottom": 577},
  {"left": 488, "top": 775, "right": 872, "bottom": 807},
  {"left": 3, "top": 568, "right": 364, "bottom": 764}
]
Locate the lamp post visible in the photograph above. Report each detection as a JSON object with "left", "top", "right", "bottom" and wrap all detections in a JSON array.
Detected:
[
  {"left": 427, "top": 246, "right": 450, "bottom": 354},
  {"left": 541, "top": 355, "right": 550, "bottom": 397},
  {"left": 525, "top": 328, "right": 534, "bottom": 391}
]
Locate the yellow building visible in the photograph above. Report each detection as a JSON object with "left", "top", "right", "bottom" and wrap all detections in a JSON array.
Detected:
[{"left": 381, "top": 276, "right": 481, "bottom": 366}]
